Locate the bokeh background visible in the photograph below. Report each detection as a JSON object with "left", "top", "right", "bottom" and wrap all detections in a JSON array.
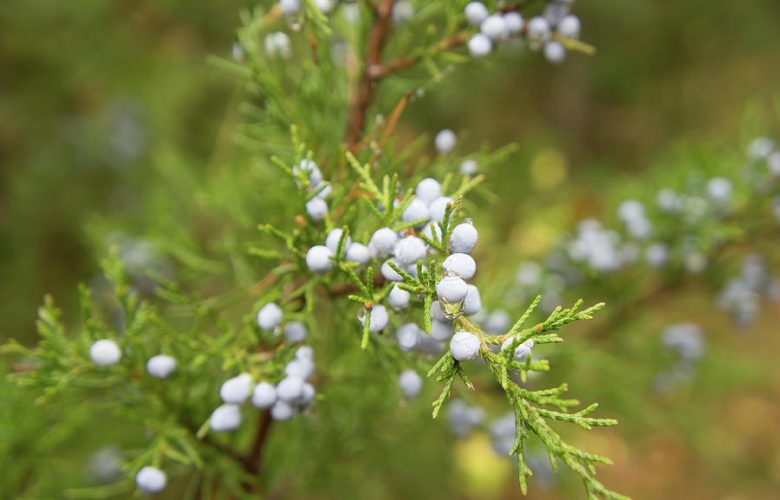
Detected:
[{"left": 2, "top": 1, "right": 780, "bottom": 498}]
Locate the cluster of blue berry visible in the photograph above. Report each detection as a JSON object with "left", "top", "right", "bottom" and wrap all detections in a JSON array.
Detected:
[{"left": 465, "top": 0, "right": 581, "bottom": 64}]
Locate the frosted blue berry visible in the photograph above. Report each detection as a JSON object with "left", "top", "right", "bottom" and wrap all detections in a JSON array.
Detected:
[
  {"left": 428, "top": 196, "right": 454, "bottom": 222},
  {"left": 447, "top": 399, "right": 485, "bottom": 437},
  {"left": 251, "top": 382, "right": 277, "bottom": 409},
  {"left": 544, "top": 41, "right": 566, "bottom": 64},
  {"left": 306, "top": 197, "right": 328, "bottom": 222},
  {"left": 398, "top": 369, "right": 423, "bottom": 399},
  {"left": 503, "top": 12, "right": 524, "bottom": 34},
  {"left": 464, "top": 2, "right": 489, "bottom": 26},
  {"left": 361, "top": 305, "right": 389, "bottom": 333},
  {"left": 210, "top": 404, "right": 242, "bottom": 432},
  {"left": 422, "top": 222, "right": 442, "bottom": 242},
  {"left": 306, "top": 245, "right": 334, "bottom": 273},
  {"left": 136, "top": 466, "right": 167, "bottom": 493},
  {"left": 443, "top": 253, "right": 476, "bottom": 280},
  {"left": 285, "top": 357, "right": 314, "bottom": 380},
  {"left": 394, "top": 235, "right": 427, "bottom": 266},
  {"left": 436, "top": 275, "right": 469, "bottom": 304},
  {"left": 396, "top": 323, "right": 422, "bottom": 351},
  {"left": 460, "top": 159, "right": 479, "bottom": 176},
  {"left": 450, "top": 331, "right": 481, "bottom": 361},
  {"left": 90, "top": 339, "right": 121, "bottom": 367},
  {"left": 369, "top": 227, "right": 398, "bottom": 257},
  {"left": 431, "top": 320, "right": 453, "bottom": 341},
  {"left": 276, "top": 376, "right": 305, "bottom": 402},
  {"left": 387, "top": 284, "right": 411, "bottom": 309},
  {"left": 220, "top": 373, "right": 253, "bottom": 404},
  {"left": 526, "top": 16, "right": 551, "bottom": 42},
  {"left": 463, "top": 285, "right": 482, "bottom": 316},
  {"left": 381, "top": 259, "right": 404, "bottom": 281},
  {"left": 346, "top": 243, "right": 370, "bottom": 266},
  {"left": 706, "top": 177, "right": 733, "bottom": 205},
  {"left": 449, "top": 223, "right": 478, "bottom": 253},
  {"left": 435, "top": 129, "right": 457, "bottom": 154},
  {"left": 484, "top": 310, "right": 510, "bottom": 334},
  {"left": 501, "top": 338, "right": 534, "bottom": 362},
  {"left": 296, "top": 345, "right": 314, "bottom": 360},
  {"left": 402, "top": 198, "right": 430, "bottom": 226},
  {"left": 416, "top": 178, "right": 443, "bottom": 204},
  {"left": 481, "top": 14, "right": 509, "bottom": 41},
  {"left": 768, "top": 152, "right": 780, "bottom": 176},
  {"left": 257, "top": 302, "right": 283, "bottom": 331},
  {"left": 293, "top": 159, "right": 321, "bottom": 185},
  {"left": 299, "top": 383, "right": 316, "bottom": 408},
  {"left": 271, "top": 400, "right": 296, "bottom": 421},
  {"left": 557, "top": 15, "right": 580, "bottom": 38},
  {"left": 325, "top": 228, "right": 351, "bottom": 254},
  {"left": 748, "top": 137, "right": 775, "bottom": 160},
  {"left": 146, "top": 354, "right": 176, "bottom": 379},
  {"left": 279, "top": 0, "right": 300, "bottom": 15},
  {"left": 283, "top": 321, "right": 307, "bottom": 343},
  {"left": 468, "top": 33, "right": 493, "bottom": 57},
  {"left": 430, "top": 300, "right": 447, "bottom": 322}
]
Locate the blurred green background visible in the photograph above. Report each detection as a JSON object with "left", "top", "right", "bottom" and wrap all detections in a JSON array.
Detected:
[{"left": 2, "top": 0, "right": 780, "bottom": 498}]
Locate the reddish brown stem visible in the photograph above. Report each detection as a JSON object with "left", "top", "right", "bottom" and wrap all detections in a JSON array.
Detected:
[
  {"left": 344, "top": 0, "right": 396, "bottom": 151},
  {"left": 245, "top": 410, "right": 273, "bottom": 474}
]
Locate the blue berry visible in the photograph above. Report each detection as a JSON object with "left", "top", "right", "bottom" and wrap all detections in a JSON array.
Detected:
[
  {"left": 257, "top": 302, "right": 283, "bottom": 331},
  {"left": 450, "top": 331, "right": 481, "bottom": 361},
  {"left": 399, "top": 369, "right": 423, "bottom": 399},
  {"left": 443, "top": 253, "right": 477, "bottom": 280},
  {"left": 136, "top": 466, "right": 167, "bottom": 493},
  {"left": 89, "top": 339, "right": 121, "bottom": 367},
  {"left": 210, "top": 404, "right": 242, "bottom": 432},
  {"left": 146, "top": 354, "right": 176, "bottom": 379},
  {"left": 220, "top": 373, "right": 253, "bottom": 404},
  {"left": 251, "top": 382, "right": 277, "bottom": 409},
  {"left": 306, "top": 245, "right": 334, "bottom": 273}
]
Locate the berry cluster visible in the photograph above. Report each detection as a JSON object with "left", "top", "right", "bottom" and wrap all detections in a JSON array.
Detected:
[
  {"left": 655, "top": 323, "right": 705, "bottom": 394},
  {"left": 465, "top": 0, "right": 582, "bottom": 64}
]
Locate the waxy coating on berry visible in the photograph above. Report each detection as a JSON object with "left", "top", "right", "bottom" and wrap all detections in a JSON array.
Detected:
[
  {"left": 136, "top": 466, "right": 167, "bottom": 493},
  {"left": 369, "top": 227, "right": 398, "bottom": 257},
  {"left": 449, "top": 223, "right": 478, "bottom": 254},
  {"left": 428, "top": 196, "right": 454, "bottom": 222},
  {"left": 283, "top": 321, "right": 307, "bottom": 343},
  {"left": 396, "top": 323, "right": 422, "bottom": 351},
  {"left": 257, "top": 302, "right": 283, "bottom": 331},
  {"left": 210, "top": 404, "right": 242, "bottom": 432},
  {"left": 387, "top": 284, "right": 411, "bottom": 309},
  {"left": 251, "top": 382, "right": 277, "bottom": 409},
  {"left": 361, "top": 304, "right": 389, "bottom": 333},
  {"left": 277, "top": 376, "right": 305, "bottom": 402},
  {"left": 325, "top": 228, "right": 351, "bottom": 254},
  {"left": 346, "top": 243, "right": 370, "bottom": 265},
  {"left": 306, "top": 197, "right": 328, "bottom": 221},
  {"left": 481, "top": 14, "right": 509, "bottom": 41},
  {"left": 503, "top": 12, "right": 524, "bottom": 34},
  {"left": 399, "top": 369, "right": 423, "bottom": 399},
  {"left": 436, "top": 275, "right": 469, "bottom": 304},
  {"left": 89, "top": 339, "right": 122, "bottom": 367},
  {"left": 464, "top": 2, "right": 489, "bottom": 26},
  {"left": 443, "top": 253, "right": 477, "bottom": 280},
  {"left": 306, "top": 245, "right": 334, "bottom": 273},
  {"left": 381, "top": 259, "right": 404, "bottom": 282},
  {"left": 271, "top": 400, "right": 296, "bottom": 421},
  {"left": 146, "top": 354, "right": 176, "bottom": 379},
  {"left": 501, "top": 338, "right": 535, "bottom": 362},
  {"left": 450, "top": 331, "right": 481, "bottom": 361},
  {"left": 285, "top": 357, "right": 314, "bottom": 380},
  {"left": 402, "top": 198, "right": 430, "bottom": 226},
  {"left": 431, "top": 320, "right": 453, "bottom": 341},
  {"left": 394, "top": 235, "right": 427, "bottom": 266},
  {"left": 468, "top": 33, "right": 493, "bottom": 57},
  {"left": 463, "top": 285, "right": 482, "bottom": 316},
  {"left": 435, "top": 129, "right": 457, "bottom": 154},
  {"left": 220, "top": 373, "right": 253, "bottom": 404},
  {"left": 415, "top": 178, "right": 442, "bottom": 204}
]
